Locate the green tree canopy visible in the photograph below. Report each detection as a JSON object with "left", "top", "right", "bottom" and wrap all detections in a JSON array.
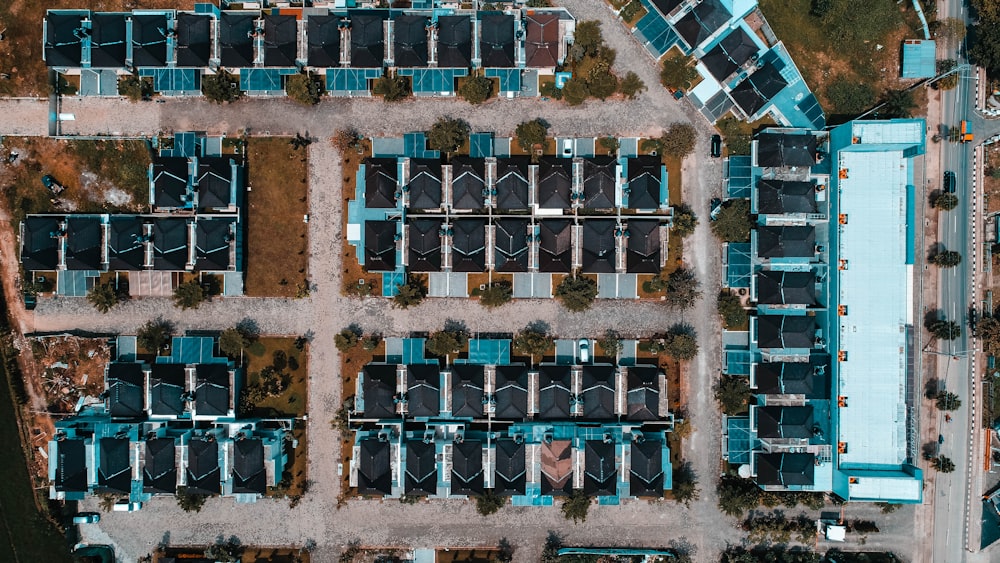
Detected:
[
  {"left": 716, "top": 375, "right": 751, "bottom": 415},
  {"left": 588, "top": 72, "right": 619, "bottom": 100},
  {"left": 718, "top": 291, "right": 748, "bottom": 329},
  {"left": 373, "top": 73, "right": 410, "bottom": 102},
  {"left": 513, "top": 325, "right": 554, "bottom": 358},
  {"left": 671, "top": 462, "right": 700, "bottom": 506},
  {"left": 202, "top": 71, "right": 242, "bottom": 103},
  {"left": 878, "top": 89, "right": 917, "bottom": 119},
  {"left": 87, "top": 282, "right": 120, "bottom": 314},
  {"left": 934, "top": 193, "right": 959, "bottom": 210},
  {"left": 118, "top": 74, "right": 153, "bottom": 102},
  {"left": 458, "top": 74, "right": 495, "bottom": 104},
  {"left": 478, "top": 281, "right": 512, "bottom": 309},
  {"left": 978, "top": 316, "right": 1000, "bottom": 356},
  {"left": 176, "top": 486, "right": 208, "bottom": 512},
  {"left": 571, "top": 20, "right": 604, "bottom": 58},
  {"left": 218, "top": 327, "right": 250, "bottom": 359},
  {"left": 427, "top": 117, "right": 470, "bottom": 156},
  {"left": 555, "top": 275, "right": 598, "bottom": 312},
  {"left": 660, "top": 52, "right": 698, "bottom": 91},
  {"left": 663, "top": 326, "right": 698, "bottom": 360},
  {"left": 927, "top": 318, "right": 961, "bottom": 340},
  {"left": 717, "top": 474, "right": 762, "bottom": 517},
  {"left": 619, "top": 71, "right": 646, "bottom": 99},
  {"left": 935, "top": 390, "right": 961, "bottom": 411},
  {"left": 285, "top": 72, "right": 325, "bottom": 105},
  {"left": 425, "top": 326, "right": 470, "bottom": 357},
  {"left": 597, "top": 329, "right": 623, "bottom": 357},
  {"left": 173, "top": 280, "right": 205, "bottom": 310},
  {"left": 672, "top": 204, "right": 699, "bottom": 238},
  {"left": 515, "top": 118, "right": 549, "bottom": 151},
  {"left": 660, "top": 123, "right": 697, "bottom": 158},
  {"left": 137, "top": 318, "right": 174, "bottom": 354},
  {"left": 393, "top": 276, "right": 427, "bottom": 308},
  {"left": 561, "top": 490, "right": 592, "bottom": 522},
  {"left": 664, "top": 268, "right": 701, "bottom": 309},
  {"left": 561, "top": 78, "right": 590, "bottom": 106},
  {"left": 931, "top": 455, "right": 955, "bottom": 473},
  {"left": 930, "top": 250, "right": 962, "bottom": 267},
  {"left": 711, "top": 199, "right": 753, "bottom": 242},
  {"left": 335, "top": 327, "right": 362, "bottom": 352},
  {"left": 598, "top": 136, "right": 620, "bottom": 155},
  {"left": 475, "top": 489, "right": 505, "bottom": 516}
]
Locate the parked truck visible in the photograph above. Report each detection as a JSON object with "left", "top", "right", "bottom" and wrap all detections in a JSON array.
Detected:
[{"left": 961, "top": 120, "right": 973, "bottom": 142}]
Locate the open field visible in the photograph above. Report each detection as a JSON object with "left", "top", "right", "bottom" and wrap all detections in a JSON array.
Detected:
[
  {"left": 245, "top": 337, "right": 308, "bottom": 418},
  {"left": 245, "top": 138, "right": 310, "bottom": 297}
]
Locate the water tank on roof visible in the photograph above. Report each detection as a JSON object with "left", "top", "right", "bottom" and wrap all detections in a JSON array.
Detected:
[{"left": 738, "top": 464, "right": 752, "bottom": 478}]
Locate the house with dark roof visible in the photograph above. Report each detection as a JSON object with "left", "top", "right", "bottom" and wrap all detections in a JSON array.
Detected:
[
  {"left": 196, "top": 157, "right": 239, "bottom": 211},
  {"left": 537, "top": 158, "right": 573, "bottom": 209},
  {"left": 584, "top": 440, "right": 617, "bottom": 496},
  {"left": 755, "top": 132, "right": 818, "bottom": 168},
  {"left": 407, "top": 159, "right": 443, "bottom": 209},
  {"left": 755, "top": 452, "right": 815, "bottom": 486},
  {"left": 450, "top": 157, "right": 486, "bottom": 210},
  {"left": 232, "top": 437, "right": 267, "bottom": 495},
  {"left": 493, "top": 218, "right": 529, "bottom": 272},
  {"left": 451, "top": 219, "right": 487, "bottom": 273},
  {"left": 451, "top": 440, "right": 485, "bottom": 496},
  {"left": 494, "top": 364, "right": 529, "bottom": 420},
  {"left": 357, "top": 438, "right": 393, "bottom": 496},
  {"left": 538, "top": 365, "right": 572, "bottom": 419},
  {"left": 629, "top": 438, "right": 664, "bottom": 497},
  {"left": 193, "top": 364, "right": 233, "bottom": 420},
  {"left": 44, "top": 11, "right": 87, "bottom": 68},
  {"left": 581, "top": 365, "right": 616, "bottom": 419},
  {"left": 538, "top": 219, "right": 573, "bottom": 273},
  {"left": 582, "top": 156, "right": 618, "bottom": 210},
  {"left": 148, "top": 363, "right": 187, "bottom": 419},
  {"left": 108, "top": 217, "right": 147, "bottom": 271},
  {"left": 756, "top": 180, "right": 817, "bottom": 215},
  {"left": 405, "top": 439, "right": 437, "bottom": 495},
  {"left": 756, "top": 315, "right": 817, "bottom": 350},
  {"left": 263, "top": 14, "right": 298, "bottom": 67},
  {"left": 525, "top": 13, "right": 561, "bottom": 69},
  {"left": 625, "top": 219, "right": 662, "bottom": 274},
  {"left": 626, "top": 365, "right": 660, "bottom": 421},
  {"left": 365, "top": 220, "right": 398, "bottom": 272},
  {"left": 701, "top": 27, "right": 759, "bottom": 82},
  {"left": 581, "top": 219, "right": 617, "bottom": 274},
  {"left": 143, "top": 437, "right": 178, "bottom": 494},
  {"left": 175, "top": 13, "right": 212, "bottom": 67},
  {"left": 540, "top": 439, "right": 574, "bottom": 496},
  {"left": 364, "top": 158, "right": 400, "bottom": 209},
  {"left": 90, "top": 13, "right": 128, "bottom": 68},
  {"left": 479, "top": 14, "right": 515, "bottom": 67},
  {"left": 185, "top": 436, "right": 221, "bottom": 495},
  {"left": 219, "top": 12, "right": 257, "bottom": 68},
  {"left": 350, "top": 11, "right": 387, "bottom": 68},
  {"left": 52, "top": 437, "right": 88, "bottom": 497},
  {"left": 131, "top": 13, "right": 169, "bottom": 68},
  {"left": 393, "top": 14, "right": 429, "bottom": 68},
  {"left": 626, "top": 156, "right": 662, "bottom": 210},
  {"left": 195, "top": 217, "right": 236, "bottom": 272},
  {"left": 756, "top": 226, "right": 816, "bottom": 258},
  {"left": 152, "top": 157, "right": 192, "bottom": 209},
  {"left": 20, "top": 216, "right": 63, "bottom": 272},
  {"left": 755, "top": 405, "right": 814, "bottom": 439},
  {"left": 96, "top": 436, "right": 133, "bottom": 493},
  {"left": 152, "top": 217, "right": 191, "bottom": 271},
  {"left": 361, "top": 363, "right": 398, "bottom": 419},
  {"left": 64, "top": 216, "right": 104, "bottom": 271},
  {"left": 408, "top": 218, "right": 443, "bottom": 272},
  {"left": 753, "top": 360, "right": 828, "bottom": 398},
  {"left": 450, "top": 364, "right": 484, "bottom": 418},
  {"left": 307, "top": 15, "right": 341, "bottom": 67},
  {"left": 106, "top": 363, "right": 146, "bottom": 419},
  {"left": 731, "top": 62, "right": 788, "bottom": 117},
  {"left": 494, "top": 438, "right": 526, "bottom": 495},
  {"left": 406, "top": 364, "right": 440, "bottom": 417},
  {"left": 756, "top": 270, "right": 816, "bottom": 306},
  {"left": 674, "top": 0, "right": 731, "bottom": 50},
  {"left": 437, "top": 16, "right": 472, "bottom": 68},
  {"left": 494, "top": 157, "right": 531, "bottom": 210}
]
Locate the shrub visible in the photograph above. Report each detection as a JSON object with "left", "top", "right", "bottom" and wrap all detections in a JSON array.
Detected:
[
  {"left": 285, "top": 72, "right": 325, "bottom": 105},
  {"left": 362, "top": 333, "right": 382, "bottom": 351},
  {"left": 515, "top": 119, "right": 548, "bottom": 151},
  {"left": 173, "top": 280, "right": 206, "bottom": 310},
  {"left": 118, "top": 74, "right": 153, "bottom": 102},
  {"left": 717, "top": 291, "right": 748, "bottom": 329},
  {"left": 202, "top": 71, "right": 242, "bottom": 103},
  {"left": 475, "top": 490, "right": 505, "bottom": 515},
  {"left": 555, "top": 275, "right": 598, "bottom": 312},
  {"left": 176, "top": 487, "right": 208, "bottom": 512},
  {"left": 372, "top": 73, "right": 410, "bottom": 102},
  {"left": 478, "top": 281, "right": 513, "bottom": 308},
  {"left": 458, "top": 74, "right": 495, "bottom": 104},
  {"left": 393, "top": 275, "right": 427, "bottom": 308},
  {"left": 618, "top": 71, "right": 645, "bottom": 99},
  {"left": 332, "top": 128, "right": 362, "bottom": 154},
  {"left": 934, "top": 193, "right": 958, "bottom": 210},
  {"left": 598, "top": 136, "right": 620, "bottom": 155},
  {"left": 561, "top": 490, "right": 592, "bottom": 522}
]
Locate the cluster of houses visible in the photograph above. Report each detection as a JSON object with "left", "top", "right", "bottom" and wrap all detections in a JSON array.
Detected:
[
  {"left": 19, "top": 132, "right": 246, "bottom": 298},
  {"left": 349, "top": 337, "right": 674, "bottom": 504},
  {"left": 720, "top": 119, "right": 924, "bottom": 503},
  {"left": 49, "top": 336, "right": 292, "bottom": 506},
  {"left": 347, "top": 132, "right": 674, "bottom": 299},
  {"left": 43, "top": 4, "right": 574, "bottom": 97}
]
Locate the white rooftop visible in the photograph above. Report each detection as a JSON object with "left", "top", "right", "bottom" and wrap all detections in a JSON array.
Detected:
[
  {"left": 852, "top": 120, "right": 924, "bottom": 145},
  {"left": 847, "top": 474, "right": 922, "bottom": 502}
]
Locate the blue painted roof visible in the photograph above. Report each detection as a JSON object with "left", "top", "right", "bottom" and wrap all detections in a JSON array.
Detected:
[{"left": 901, "top": 40, "right": 936, "bottom": 78}]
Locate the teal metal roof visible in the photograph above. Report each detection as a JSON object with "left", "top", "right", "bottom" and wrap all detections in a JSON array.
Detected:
[{"left": 901, "top": 39, "right": 936, "bottom": 79}]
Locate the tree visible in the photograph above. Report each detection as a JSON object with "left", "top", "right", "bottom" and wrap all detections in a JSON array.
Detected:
[
  {"left": 718, "top": 291, "right": 748, "bottom": 329},
  {"left": 671, "top": 462, "right": 700, "bottom": 507},
  {"left": 137, "top": 318, "right": 174, "bottom": 354},
  {"left": 927, "top": 318, "right": 961, "bottom": 340},
  {"left": 219, "top": 327, "right": 250, "bottom": 359},
  {"left": 810, "top": 0, "right": 832, "bottom": 17},
  {"left": 619, "top": 71, "right": 645, "bottom": 99},
  {"left": 87, "top": 282, "right": 121, "bottom": 314},
  {"left": 335, "top": 327, "right": 361, "bottom": 353},
  {"left": 176, "top": 486, "right": 208, "bottom": 512},
  {"left": 598, "top": 136, "right": 620, "bottom": 155},
  {"left": 663, "top": 326, "right": 698, "bottom": 360},
  {"left": 427, "top": 117, "right": 470, "bottom": 157},
  {"left": 711, "top": 199, "right": 753, "bottom": 242},
  {"left": 204, "top": 539, "right": 242, "bottom": 563},
  {"left": 392, "top": 275, "right": 427, "bottom": 308},
  {"left": 660, "top": 52, "right": 698, "bottom": 91},
  {"left": 879, "top": 89, "right": 916, "bottom": 119},
  {"left": 571, "top": 20, "right": 604, "bottom": 58},
  {"left": 118, "top": 74, "right": 152, "bottom": 102},
  {"left": 361, "top": 333, "right": 382, "bottom": 351},
  {"left": 332, "top": 128, "right": 361, "bottom": 154},
  {"left": 671, "top": 204, "right": 699, "bottom": 238},
  {"left": 930, "top": 250, "right": 962, "bottom": 267},
  {"left": 555, "top": 275, "right": 598, "bottom": 312},
  {"left": 425, "top": 326, "right": 469, "bottom": 357},
  {"left": 660, "top": 123, "right": 697, "bottom": 158},
  {"left": 202, "top": 71, "right": 241, "bottom": 103},
  {"left": 934, "top": 59, "right": 959, "bottom": 90},
  {"left": 561, "top": 78, "right": 590, "bottom": 106},
  {"left": 664, "top": 268, "right": 701, "bottom": 309},
  {"left": 173, "top": 280, "right": 206, "bottom": 310},
  {"left": 458, "top": 74, "right": 494, "bottom": 104},
  {"left": 285, "top": 72, "right": 324, "bottom": 105},
  {"left": 478, "top": 281, "right": 512, "bottom": 308},
  {"left": 372, "top": 73, "right": 410, "bottom": 102},
  {"left": 716, "top": 375, "right": 751, "bottom": 415},
  {"left": 561, "top": 490, "right": 592, "bottom": 523},
  {"left": 475, "top": 490, "right": 505, "bottom": 516},
  {"left": 597, "top": 329, "right": 623, "bottom": 357},
  {"left": 935, "top": 391, "right": 962, "bottom": 411},
  {"left": 934, "top": 193, "right": 959, "bottom": 210},
  {"left": 931, "top": 455, "right": 955, "bottom": 473},
  {"left": 717, "top": 474, "right": 762, "bottom": 517},
  {"left": 513, "top": 325, "right": 555, "bottom": 358},
  {"left": 515, "top": 118, "right": 548, "bottom": 151},
  {"left": 935, "top": 17, "right": 968, "bottom": 41},
  {"left": 825, "top": 77, "right": 876, "bottom": 115},
  {"left": 979, "top": 316, "right": 1000, "bottom": 356},
  {"left": 588, "top": 72, "right": 618, "bottom": 100}
]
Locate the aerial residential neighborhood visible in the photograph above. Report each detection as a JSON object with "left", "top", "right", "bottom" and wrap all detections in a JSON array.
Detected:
[{"left": 1, "top": 0, "right": 1000, "bottom": 561}]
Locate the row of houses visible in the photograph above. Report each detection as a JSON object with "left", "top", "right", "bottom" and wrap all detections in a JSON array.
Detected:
[
  {"left": 49, "top": 336, "right": 293, "bottom": 505},
  {"left": 44, "top": 6, "right": 574, "bottom": 97},
  {"left": 348, "top": 337, "right": 674, "bottom": 503},
  {"left": 720, "top": 120, "right": 924, "bottom": 503}
]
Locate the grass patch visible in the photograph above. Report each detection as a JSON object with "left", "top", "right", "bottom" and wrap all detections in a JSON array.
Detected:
[
  {"left": 245, "top": 337, "right": 308, "bottom": 418},
  {"left": 245, "top": 138, "right": 310, "bottom": 297},
  {"left": 620, "top": 0, "right": 647, "bottom": 25}
]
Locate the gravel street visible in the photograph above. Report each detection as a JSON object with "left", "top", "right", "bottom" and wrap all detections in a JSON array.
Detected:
[{"left": 0, "top": 7, "right": 923, "bottom": 563}]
